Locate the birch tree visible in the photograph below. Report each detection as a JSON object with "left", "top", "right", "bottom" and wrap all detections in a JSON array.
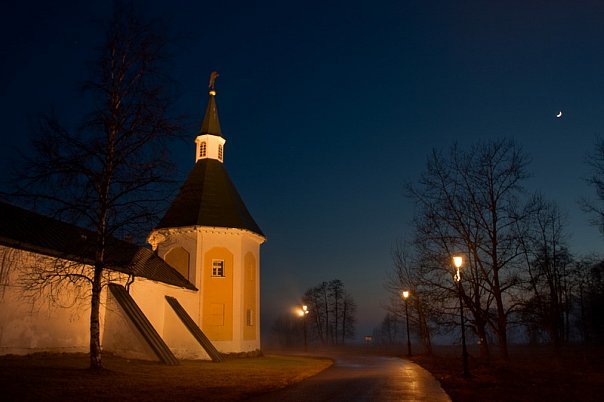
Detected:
[{"left": 8, "top": 3, "right": 181, "bottom": 369}]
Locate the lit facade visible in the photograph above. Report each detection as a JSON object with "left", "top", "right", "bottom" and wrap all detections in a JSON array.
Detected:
[{"left": 0, "top": 81, "right": 265, "bottom": 360}]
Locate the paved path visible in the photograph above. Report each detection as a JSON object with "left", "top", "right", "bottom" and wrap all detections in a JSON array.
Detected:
[{"left": 250, "top": 353, "right": 451, "bottom": 402}]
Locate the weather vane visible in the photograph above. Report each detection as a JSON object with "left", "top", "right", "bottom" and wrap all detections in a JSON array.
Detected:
[{"left": 209, "top": 71, "right": 219, "bottom": 90}]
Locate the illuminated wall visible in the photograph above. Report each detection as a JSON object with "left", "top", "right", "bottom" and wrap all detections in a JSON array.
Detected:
[
  {"left": 125, "top": 276, "right": 208, "bottom": 360},
  {"left": 148, "top": 226, "right": 264, "bottom": 354},
  {"left": 201, "top": 246, "right": 234, "bottom": 340},
  {"left": 0, "top": 230, "right": 263, "bottom": 360},
  {"left": 243, "top": 252, "right": 257, "bottom": 341},
  {"left": 164, "top": 246, "right": 190, "bottom": 281},
  {"left": 0, "top": 247, "right": 96, "bottom": 355}
]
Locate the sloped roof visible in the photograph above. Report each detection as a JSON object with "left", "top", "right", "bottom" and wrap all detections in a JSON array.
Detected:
[
  {"left": 0, "top": 201, "right": 196, "bottom": 290},
  {"left": 156, "top": 158, "right": 264, "bottom": 237},
  {"left": 199, "top": 92, "right": 222, "bottom": 137}
]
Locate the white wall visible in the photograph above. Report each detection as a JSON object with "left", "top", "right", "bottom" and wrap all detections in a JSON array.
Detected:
[
  {"left": 0, "top": 245, "right": 212, "bottom": 360},
  {"left": 127, "top": 278, "right": 210, "bottom": 360},
  {"left": 0, "top": 247, "right": 93, "bottom": 355},
  {"left": 148, "top": 226, "right": 264, "bottom": 354}
]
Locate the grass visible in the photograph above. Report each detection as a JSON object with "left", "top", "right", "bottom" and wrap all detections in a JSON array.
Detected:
[
  {"left": 6, "top": 345, "right": 600, "bottom": 401},
  {"left": 0, "top": 353, "right": 332, "bottom": 401},
  {"left": 410, "top": 345, "right": 604, "bottom": 402}
]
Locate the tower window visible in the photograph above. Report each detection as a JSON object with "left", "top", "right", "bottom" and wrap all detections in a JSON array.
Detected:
[
  {"left": 212, "top": 259, "right": 225, "bottom": 277},
  {"left": 246, "top": 309, "right": 255, "bottom": 326},
  {"left": 218, "top": 144, "right": 223, "bottom": 161},
  {"left": 200, "top": 142, "right": 207, "bottom": 157}
]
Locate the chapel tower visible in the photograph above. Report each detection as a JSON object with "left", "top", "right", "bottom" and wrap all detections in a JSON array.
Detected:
[{"left": 147, "top": 73, "right": 265, "bottom": 353}]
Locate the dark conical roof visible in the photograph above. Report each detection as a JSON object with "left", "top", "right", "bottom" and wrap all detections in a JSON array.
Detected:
[
  {"left": 156, "top": 159, "right": 264, "bottom": 237},
  {"left": 200, "top": 92, "right": 223, "bottom": 137}
]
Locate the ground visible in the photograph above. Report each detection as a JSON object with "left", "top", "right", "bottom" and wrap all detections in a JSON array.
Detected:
[
  {"left": 0, "top": 353, "right": 332, "bottom": 401},
  {"left": 2, "top": 345, "right": 604, "bottom": 401},
  {"left": 410, "top": 344, "right": 604, "bottom": 402}
]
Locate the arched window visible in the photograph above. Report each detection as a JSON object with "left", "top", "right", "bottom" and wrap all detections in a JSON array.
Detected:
[
  {"left": 200, "top": 142, "right": 207, "bottom": 158},
  {"left": 218, "top": 144, "right": 223, "bottom": 161}
]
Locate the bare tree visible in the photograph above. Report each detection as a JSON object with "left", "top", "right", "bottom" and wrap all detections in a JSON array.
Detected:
[
  {"left": 407, "top": 139, "right": 530, "bottom": 359},
  {"left": 303, "top": 279, "right": 356, "bottom": 345},
  {"left": 7, "top": 3, "right": 181, "bottom": 369},
  {"left": 517, "top": 196, "right": 573, "bottom": 348},
  {"left": 328, "top": 279, "right": 344, "bottom": 343},
  {"left": 374, "top": 313, "right": 402, "bottom": 346},
  {"left": 571, "top": 257, "right": 604, "bottom": 343},
  {"left": 582, "top": 138, "right": 604, "bottom": 234},
  {"left": 578, "top": 138, "right": 604, "bottom": 342},
  {"left": 341, "top": 291, "right": 357, "bottom": 343},
  {"left": 384, "top": 240, "right": 433, "bottom": 354},
  {"left": 304, "top": 282, "right": 328, "bottom": 344}
]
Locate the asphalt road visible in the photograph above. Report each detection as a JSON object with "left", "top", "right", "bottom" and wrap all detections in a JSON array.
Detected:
[{"left": 249, "top": 353, "right": 451, "bottom": 402}]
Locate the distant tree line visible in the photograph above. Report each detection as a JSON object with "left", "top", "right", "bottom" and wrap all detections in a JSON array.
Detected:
[
  {"left": 376, "top": 138, "right": 604, "bottom": 359},
  {"left": 303, "top": 279, "right": 356, "bottom": 345},
  {"left": 271, "top": 279, "right": 356, "bottom": 348}
]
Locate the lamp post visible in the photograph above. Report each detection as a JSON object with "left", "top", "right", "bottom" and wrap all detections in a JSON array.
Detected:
[
  {"left": 402, "top": 290, "right": 412, "bottom": 357},
  {"left": 453, "top": 255, "right": 470, "bottom": 378},
  {"left": 297, "top": 305, "right": 309, "bottom": 352}
]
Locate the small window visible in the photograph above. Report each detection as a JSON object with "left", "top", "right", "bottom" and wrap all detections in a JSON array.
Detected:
[
  {"left": 218, "top": 144, "right": 223, "bottom": 161},
  {"left": 200, "top": 142, "right": 207, "bottom": 157},
  {"left": 246, "top": 309, "right": 255, "bottom": 326},
  {"left": 212, "top": 259, "right": 225, "bottom": 277}
]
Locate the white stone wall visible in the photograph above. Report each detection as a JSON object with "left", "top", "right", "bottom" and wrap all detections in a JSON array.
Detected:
[
  {"left": 126, "top": 278, "right": 209, "bottom": 360},
  {"left": 0, "top": 246, "right": 95, "bottom": 355},
  {"left": 0, "top": 245, "right": 213, "bottom": 360}
]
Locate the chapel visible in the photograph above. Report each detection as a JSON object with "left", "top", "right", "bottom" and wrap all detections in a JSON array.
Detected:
[{"left": 0, "top": 76, "right": 265, "bottom": 361}]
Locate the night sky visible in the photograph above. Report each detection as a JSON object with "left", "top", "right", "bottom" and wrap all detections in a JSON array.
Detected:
[{"left": 2, "top": 0, "right": 604, "bottom": 340}]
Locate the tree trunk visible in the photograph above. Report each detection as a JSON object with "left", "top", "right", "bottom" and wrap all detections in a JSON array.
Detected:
[
  {"left": 89, "top": 264, "right": 103, "bottom": 370},
  {"left": 475, "top": 318, "right": 490, "bottom": 359},
  {"left": 322, "top": 286, "right": 329, "bottom": 345},
  {"left": 493, "top": 277, "right": 509, "bottom": 359},
  {"left": 491, "top": 222, "right": 509, "bottom": 359},
  {"left": 415, "top": 298, "right": 432, "bottom": 355},
  {"left": 341, "top": 301, "right": 347, "bottom": 344},
  {"left": 471, "top": 284, "right": 490, "bottom": 359}
]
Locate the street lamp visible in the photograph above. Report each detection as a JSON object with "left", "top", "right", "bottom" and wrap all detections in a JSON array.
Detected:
[
  {"left": 297, "top": 305, "right": 310, "bottom": 352},
  {"left": 402, "top": 290, "right": 412, "bottom": 357},
  {"left": 453, "top": 255, "right": 470, "bottom": 378}
]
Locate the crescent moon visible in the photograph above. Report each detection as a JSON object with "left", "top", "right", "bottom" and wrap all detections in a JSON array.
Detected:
[{"left": 556, "top": 111, "right": 563, "bottom": 118}]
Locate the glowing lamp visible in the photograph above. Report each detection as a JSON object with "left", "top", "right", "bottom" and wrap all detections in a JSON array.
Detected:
[{"left": 296, "top": 305, "right": 309, "bottom": 317}]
